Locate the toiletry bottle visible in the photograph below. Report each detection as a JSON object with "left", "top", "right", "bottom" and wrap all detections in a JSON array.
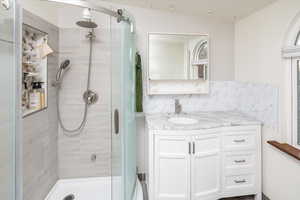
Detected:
[
  {"left": 38, "top": 82, "right": 45, "bottom": 108},
  {"left": 29, "top": 88, "right": 41, "bottom": 110},
  {"left": 30, "top": 82, "right": 44, "bottom": 110}
]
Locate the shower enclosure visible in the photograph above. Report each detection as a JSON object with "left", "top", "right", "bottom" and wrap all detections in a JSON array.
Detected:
[
  {"left": 0, "top": 0, "right": 137, "bottom": 199},
  {"left": 42, "top": 1, "right": 137, "bottom": 199}
]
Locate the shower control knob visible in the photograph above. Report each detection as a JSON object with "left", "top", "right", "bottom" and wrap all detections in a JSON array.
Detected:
[
  {"left": 83, "top": 90, "right": 98, "bottom": 105},
  {"left": 1, "top": 0, "right": 10, "bottom": 10}
]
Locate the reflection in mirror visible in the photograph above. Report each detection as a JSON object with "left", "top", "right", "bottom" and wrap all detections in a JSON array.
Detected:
[{"left": 148, "top": 33, "right": 209, "bottom": 80}]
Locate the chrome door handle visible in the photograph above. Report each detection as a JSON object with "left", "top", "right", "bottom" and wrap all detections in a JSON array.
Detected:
[
  {"left": 1, "top": 0, "right": 10, "bottom": 10},
  {"left": 192, "top": 142, "right": 195, "bottom": 154},
  {"left": 188, "top": 142, "right": 191, "bottom": 154},
  {"left": 114, "top": 109, "right": 119, "bottom": 134}
]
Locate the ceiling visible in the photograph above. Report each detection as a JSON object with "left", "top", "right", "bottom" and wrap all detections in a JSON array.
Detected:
[{"left": 99, "top": 0, "right": 277, "bottom": 22}]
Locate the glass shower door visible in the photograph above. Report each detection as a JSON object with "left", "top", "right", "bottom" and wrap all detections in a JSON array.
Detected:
[
  {"left": 111, "top": 18, "right": 136, "bottom": 200},
  {"left": 0, "top": 1, "right": 16, "bottom": 200}
]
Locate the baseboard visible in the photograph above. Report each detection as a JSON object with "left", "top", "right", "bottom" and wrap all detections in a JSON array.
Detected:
[{"left": 263, "top": 193, "right": 271, "bottom": 200}]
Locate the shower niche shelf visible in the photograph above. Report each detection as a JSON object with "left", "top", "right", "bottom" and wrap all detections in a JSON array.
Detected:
[{"left": 22, "top": 24, "right": 52, "bottom": 117}]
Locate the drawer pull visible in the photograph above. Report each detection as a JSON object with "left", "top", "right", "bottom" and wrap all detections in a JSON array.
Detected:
[
  {"left": 234, "top": 159, "right": 246, "bottom": 163},
  {"left": 234, "top": 139, "right": 246, "bottom": 143},
  {"left": 234, "top": 179, "right": 246, "bottom": 184}
]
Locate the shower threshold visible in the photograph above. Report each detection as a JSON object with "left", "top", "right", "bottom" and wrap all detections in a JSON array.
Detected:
[{"left": 44, "top": 177, "right": 120, "bottom": 200}]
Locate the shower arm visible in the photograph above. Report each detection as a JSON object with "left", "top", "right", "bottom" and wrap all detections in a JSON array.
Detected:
[{"left": 42, "top": 0, "right": 130, "bottom": 23}]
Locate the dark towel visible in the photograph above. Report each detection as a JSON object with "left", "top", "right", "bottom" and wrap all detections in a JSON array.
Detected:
[{"left": 135, "top": 52, "right": 143, "bottom": 112}]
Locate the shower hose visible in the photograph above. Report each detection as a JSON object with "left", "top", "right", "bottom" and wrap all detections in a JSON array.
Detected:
[{"left": 56, "top": 33, "right": 94, "bottom": 137}]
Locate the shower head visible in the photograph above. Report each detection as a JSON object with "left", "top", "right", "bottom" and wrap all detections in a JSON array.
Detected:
[
  {"left": 60, "top": 59, "right": 70, "bottom": 70},
  {"left": 76, "top": 20, "right": 98, "bottom": 29},
  {"left": 76, "top": 8, "right": 98, "bottom": 29}
]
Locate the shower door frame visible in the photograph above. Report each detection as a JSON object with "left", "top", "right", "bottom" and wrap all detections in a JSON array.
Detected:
[
  {"left": 15, "top": 1, "right": 24, "bottom": 200},
  {"left": 110, "top": 20, "right": 137, "bottom": 200},
  {"left": 43, "top": 0, "right": 131, "bottom": 23},
  {"left": 1, "top": 0, "right": 23, "bottom": 199}
]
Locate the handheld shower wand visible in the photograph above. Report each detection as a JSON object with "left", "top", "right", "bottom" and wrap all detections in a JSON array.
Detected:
[{"left": 56, "top": 59, "right": 71, "bottom": 83}]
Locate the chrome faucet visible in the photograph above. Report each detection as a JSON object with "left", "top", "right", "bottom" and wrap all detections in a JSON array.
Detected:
[{"left": 175, "top": 99, "right": 182, "bottom": 114}]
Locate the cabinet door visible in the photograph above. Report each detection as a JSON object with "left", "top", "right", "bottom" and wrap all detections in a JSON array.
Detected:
[
  {"left": 191, "top": 134, "right": 221, "bottom": 200},
  {"left": 154, "top": 135, "right": 191, "bottom": 200}
]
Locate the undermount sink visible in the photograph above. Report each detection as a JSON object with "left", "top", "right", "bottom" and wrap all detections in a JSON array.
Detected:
[{"left": 168, "top": 117, "right": 199, "bottom": 125}]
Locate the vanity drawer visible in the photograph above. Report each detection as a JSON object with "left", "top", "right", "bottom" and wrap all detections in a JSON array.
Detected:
[
  {"left": 224, "top": 152, "right": 254, "bottom": 168},
  {"left": 224, "top": 174, "right": 254, "bottom": 189},
  {"left": 223, "top": 134, "right": 256, "bottom": 151}
]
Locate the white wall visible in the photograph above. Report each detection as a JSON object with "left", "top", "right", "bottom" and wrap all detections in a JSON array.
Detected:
[
  {"left": 127, "top": 6, "right": 235, "bottom": 81},
  {"left": 20, "top": 0, "right": 60, "bottom": 26},
  {"left": 235, "top": 0, "right": 300, "bottom": 199},
  {"left": 55, "top": 2, "right": 235, "bottom": 80}
]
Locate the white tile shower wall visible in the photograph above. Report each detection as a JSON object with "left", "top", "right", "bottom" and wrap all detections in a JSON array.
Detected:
[
  {"left": 58, "top": 27, "right": 112, "bottom": 178},
  {"left": 22, "top": 10, "right": 59, "bottom": 200}
]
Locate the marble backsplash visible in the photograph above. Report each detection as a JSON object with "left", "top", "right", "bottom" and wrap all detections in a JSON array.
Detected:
[{"left": 144, "top": 81, "right": 279, "bottom": 129}]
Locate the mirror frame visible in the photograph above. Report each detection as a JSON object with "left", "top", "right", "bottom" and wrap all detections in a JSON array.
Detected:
[{"left": 147, "top": 32, "right": 210, "bottom": 95}]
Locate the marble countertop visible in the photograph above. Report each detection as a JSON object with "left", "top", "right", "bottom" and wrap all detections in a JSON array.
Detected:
[{"left": 146, "top": 111, "right": 262, "bottom": 130}]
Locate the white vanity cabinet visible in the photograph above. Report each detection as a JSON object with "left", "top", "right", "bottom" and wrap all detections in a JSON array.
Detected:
[
  {"left": 191, "top": 133, "right": 221, "bottom": 200},
  {"left": 153, "top": 135, "right": 191, "bottom": 200},
  {"left": 148, "top": 125, "right": 262, "bottom": 200}
]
